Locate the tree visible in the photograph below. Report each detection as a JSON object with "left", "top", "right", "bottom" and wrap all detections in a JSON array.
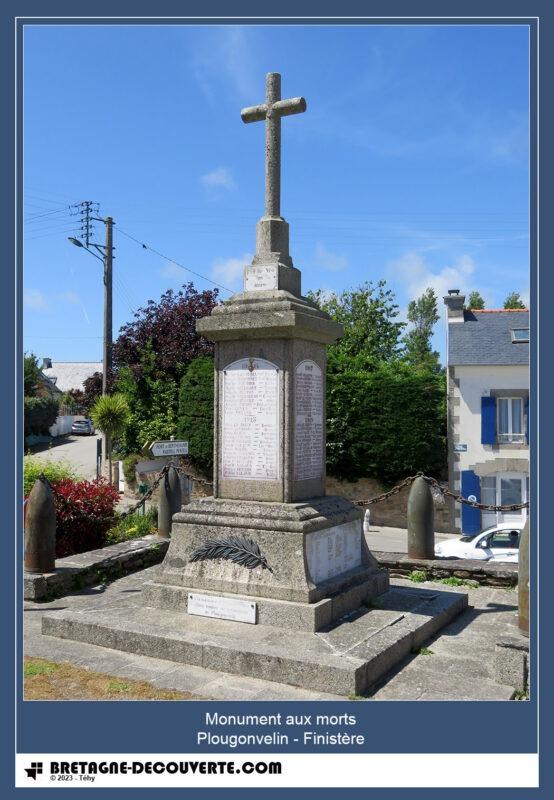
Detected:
[
  {"left": 177, "top": 357, "right": 214, "bottom": 477},
  {"left": 504, "top": 292, "right": 526, "bottom": 310},
  {"left": 90, "top": 394, "right": 130, "bottom": 483},
  {"left": 467, "top": 291, "right": 485, "bottom": 310},
  {"left": 67, "top": 370, "right": 116, "bottom": 414},
  {"left": 24, "top": 352, "right": 42, "bottom": 396},
  {"left": 115, "top": 342, "right": 179, "bottom": 456},
  {"left": 402, "top": 287, "right": 441, "bottom": 371},
  {"left": 308, "top": 281, "right": 405, "bottom": 368},
  {"left": 112, "top": 283, "right": 219, "bottom": 383}
]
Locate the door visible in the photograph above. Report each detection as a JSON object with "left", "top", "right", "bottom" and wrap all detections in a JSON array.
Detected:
[
  {"left": 498, "top": 473, "right": 526, "bottom": 525},
  {"left": 481, "top": 473, "right": 528, "bottom": 527}
]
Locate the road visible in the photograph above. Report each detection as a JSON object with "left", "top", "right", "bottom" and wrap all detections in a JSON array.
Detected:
[
  {"left": 364, "top": 525, "right": 458, "bottom": 554},
  {"left": 29, "top": 434, "right": 100, "bottom": 481}
]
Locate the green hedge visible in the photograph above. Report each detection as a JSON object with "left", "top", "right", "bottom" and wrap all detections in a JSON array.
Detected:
[
  {"left": 327, "top": 360, "right": 446, "bottom": 484},
  {"left": 24, "top": 396, "right": 59, "bottom": 437},
  {"left": 177, "top": 356, "right": 214, "bottom": 477},
  {"left": 24, "top": 456, "right": 76, "bottom": 497}
]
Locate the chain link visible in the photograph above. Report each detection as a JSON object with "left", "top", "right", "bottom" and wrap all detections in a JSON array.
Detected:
[{"left": 355, "top": 472, "right": 529, "bottom": 512}]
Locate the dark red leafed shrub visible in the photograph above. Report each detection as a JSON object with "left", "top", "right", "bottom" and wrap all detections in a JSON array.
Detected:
[{"left": 52, "top": 478, "right": 119, "bottom": 557}]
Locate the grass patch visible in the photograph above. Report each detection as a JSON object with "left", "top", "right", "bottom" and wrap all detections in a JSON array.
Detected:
[
  {"left": 347, "top": 693, "right": 365, "bottom": 701},
  {"left": 24, "top": 657, "right": 201, "bottom": 701},
  {"left": 438, "top": 576, "right": 479, "bottom": 589},
  {"left": 105, "top": 509, "right": 157, "bottom": 544},
  {"left": 513, "top": 689, "right": 529, "bottom": 700},
  {"left": 414, "top": 646, "right": 434, "bottom": 656},
  {"left": 408, "top": 570, "right": 427, "bottom": 583},
  {"left": 107, "top": 680, "right": 131, "bottom": 694},
  {"left": 24, "top": 660, "right": 59, "bottom": 678}
]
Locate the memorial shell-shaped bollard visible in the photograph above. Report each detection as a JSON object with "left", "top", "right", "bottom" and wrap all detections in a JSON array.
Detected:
[
  {"left": 157, "top": 470, "right": 173, "bottom": 539},
  {"left": 168, "top": 465, "right": 182, "bottom": 516},
  {"left": 518, "top": 519, "right": 529, "bottom": 637},
  {"left": 25, "top": 475, "right": 56, "bottom": 574},
  {"left": 407, "top": 476, "right": 435, "bottom": 560}
]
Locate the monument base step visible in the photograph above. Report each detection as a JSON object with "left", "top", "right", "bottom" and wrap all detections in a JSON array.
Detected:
[
  {"left": 142, "top": 570, "right": 389, "bottom": 632},
  {"left": 41, "top": 584, "right": 467, "bottom": 696}
]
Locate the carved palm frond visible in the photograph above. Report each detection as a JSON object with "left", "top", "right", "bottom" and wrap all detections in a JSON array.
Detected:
[{"left": 189, "top": 536, "right": 272, "bottom": 572}]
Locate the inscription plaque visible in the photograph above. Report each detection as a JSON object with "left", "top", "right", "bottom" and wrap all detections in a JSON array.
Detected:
[
  {"left": 244, "top": 264, "right": 279, "bottom": 291},
  {"left": 188, "top": 592, "right": 257, "bottom": 624},
  {"left": 221, "top": 358, "right": 280, "bottom": 480},
  {"left": 306, "top": 520, "right": 362, "bottom": 583},
  {"left": 294, "top": 360, "right": 324, "bottom": 481}
]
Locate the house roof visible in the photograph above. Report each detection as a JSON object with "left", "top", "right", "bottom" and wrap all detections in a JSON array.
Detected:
[
  {"left": 448, "top": 309, "right": 529, "bottom": 366},
  {"left": 41, "top": 362, "right": 103, "bottom": 392}
]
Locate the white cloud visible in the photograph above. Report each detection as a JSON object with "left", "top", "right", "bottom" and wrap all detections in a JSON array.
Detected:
[
  {"left": 387, "top": 251, "right": 475, "bottom": 302},
  {"left": 24, "top": 289, "right": 48, "bottom": 310},
  {"left": 200, "top": 167, "right": 235, "bottom": 191},
  {"left": 160, "top": 262, "right": 183, "bottom": 280},
  {"left": 211, "top": 253, "right": 252, "bottom": 291},
  {"left": 60, "top": 290, "right": 80, "bottom": 305},
  {"left": 314, "top": 243, "right": 348, "bottom": 272},
  {"left": 191, "top": 27, "right": 259, "bottom": 104}
]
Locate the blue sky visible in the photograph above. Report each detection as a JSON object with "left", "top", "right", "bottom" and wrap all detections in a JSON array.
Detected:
[{"left": 23, "top": 24, "right": 529, "bottom": 363}]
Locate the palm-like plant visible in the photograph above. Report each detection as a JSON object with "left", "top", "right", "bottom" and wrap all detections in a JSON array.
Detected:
[{"left": 90, "top": 394, "right": 130, "bottom": 483}]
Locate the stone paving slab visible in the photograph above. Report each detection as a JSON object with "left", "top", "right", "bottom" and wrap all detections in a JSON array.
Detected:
[
  {"left": 40, "top": 571, "right": 466, "bottom": 696},
  {"left": 25, "top": 567, "right": 521, "bottom": 701}
]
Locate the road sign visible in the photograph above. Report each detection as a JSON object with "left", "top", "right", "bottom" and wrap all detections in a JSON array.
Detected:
[
  {"left": 454, "top": 443, "right": 468, "bottom": 452},
  {"left": 151, "top": 440, "right": 189, "bottom": 457}
]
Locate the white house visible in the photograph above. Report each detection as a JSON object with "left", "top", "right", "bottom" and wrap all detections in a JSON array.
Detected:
[
  {"left": 444, "top": 291, "right": 529, "bottom": 534},
  {"left": 41, "top": 360, "right": 103, "bottom": 393}
]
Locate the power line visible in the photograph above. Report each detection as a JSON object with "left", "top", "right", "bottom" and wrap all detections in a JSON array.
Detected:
[
  {"left": 117, "top": 226, "right": 233, "bottom": 294},
  {"left": 25, "top": 207, "right": 72, "bottom": 222}
]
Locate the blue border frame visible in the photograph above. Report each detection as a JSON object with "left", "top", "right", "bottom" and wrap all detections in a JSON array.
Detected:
[{"left": 3, "top": 1, "right": 550, "bottom": 796}]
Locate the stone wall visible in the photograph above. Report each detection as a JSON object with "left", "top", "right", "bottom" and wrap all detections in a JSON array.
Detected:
[
  {"left": 374, "top": 552, "right": 517, "bottom": 588},
  {"left": 326, "top": 477, "right": 455, "bottom": 533}
]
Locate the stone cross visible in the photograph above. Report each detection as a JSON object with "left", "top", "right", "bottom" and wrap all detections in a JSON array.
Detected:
[{"left": 241, "top": 73, "right": 306, "bottom": 219}]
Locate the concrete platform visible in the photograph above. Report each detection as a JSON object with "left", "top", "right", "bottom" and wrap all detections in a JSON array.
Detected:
[{"left": 41, "top": 582, "right": 467, "bottom": 696}]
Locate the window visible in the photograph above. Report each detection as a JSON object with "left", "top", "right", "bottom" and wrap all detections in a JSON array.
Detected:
[
  {"left": 511, "top": 328, "right": 529, "bottom": 343},
  {"left": 497, "top": 397, "right": 525, "bottom": 443}
]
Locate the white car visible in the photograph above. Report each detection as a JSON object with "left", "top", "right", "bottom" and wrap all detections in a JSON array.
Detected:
[{"left": 434, "top": 522, "right": 522, "bottom": 563}]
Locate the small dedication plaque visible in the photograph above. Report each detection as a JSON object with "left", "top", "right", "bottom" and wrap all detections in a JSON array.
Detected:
[
  {"left": 222, "top": 358, "right": 280, "bottom": 480},
  {"left": 188, "top": 593, "right": 257, "bottom": 624},
  {"left": 244, "top": 264, "right": 279, "bottom": 291},
  {"left": 294, "top": 360, "right": 324, "bottom": 480}
]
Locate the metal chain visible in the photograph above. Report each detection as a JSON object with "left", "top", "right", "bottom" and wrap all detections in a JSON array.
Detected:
[{"left": 355, "top": 473, "right": 529, "bottom": 512}]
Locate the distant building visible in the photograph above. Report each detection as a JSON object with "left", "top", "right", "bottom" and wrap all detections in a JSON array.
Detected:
[
  {"left": 41, "top": 360, "right": 103, "bottom": 393},
  {"left": 444, "top": 291, "right": 529, "bottom": 534}
]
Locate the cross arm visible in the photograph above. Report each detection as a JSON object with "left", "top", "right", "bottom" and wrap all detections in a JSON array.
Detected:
[
  {"left": 241, "top": 103, "right": 268, "bottom": 124},
  {"left": 272, "top": 97, "right": 307, "bottom": 117}
]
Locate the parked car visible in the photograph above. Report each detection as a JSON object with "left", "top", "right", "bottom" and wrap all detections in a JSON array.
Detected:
[
  {"left": 434, "top": 522, "right": 522, "bottom": 563},
  {"left": 71, "top": 418, "right": 95, "bottom": 436}
]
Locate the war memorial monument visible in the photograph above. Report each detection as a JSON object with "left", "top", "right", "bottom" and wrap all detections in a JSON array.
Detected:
[{"left": 41, "top": 73, "right": 466, "bottom": 696}]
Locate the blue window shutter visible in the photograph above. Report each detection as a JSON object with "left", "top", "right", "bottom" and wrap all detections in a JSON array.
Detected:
[
  {"left": 481, "top": 396, "right": 496, "bottom": 445},
  {"left": 525, "top": 395, "right": 529, "bottom": 444},
  {"left": 461, "top": 470, "right": 481, "bottom": 534}
]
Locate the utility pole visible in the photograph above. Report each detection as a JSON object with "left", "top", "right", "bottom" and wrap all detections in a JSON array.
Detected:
[
  {"left": 68, "top": 205, "right": 115, "bottom": 478},
  {"left": 103, "top": 217, "right": 114, "bottom": 395}
]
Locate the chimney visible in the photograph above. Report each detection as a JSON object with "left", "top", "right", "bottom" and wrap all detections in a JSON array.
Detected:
[
  {"left": 41, "top": 357, "right": 52, "bottom": 370},
  {"left": 443, "top": 289, "right": 465, "bottom": 322}
]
